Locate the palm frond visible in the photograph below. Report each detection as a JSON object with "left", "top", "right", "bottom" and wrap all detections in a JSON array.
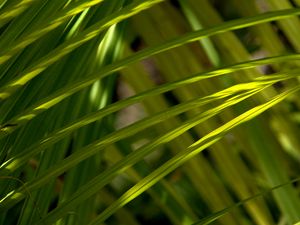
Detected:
[{"left": 1, "top": 1, "right": 300, "bottom": 225}]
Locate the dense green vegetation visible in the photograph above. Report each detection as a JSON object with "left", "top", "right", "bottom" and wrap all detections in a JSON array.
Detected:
[{"left": 1, "top": 0, "right": 300, "bottom": 224}]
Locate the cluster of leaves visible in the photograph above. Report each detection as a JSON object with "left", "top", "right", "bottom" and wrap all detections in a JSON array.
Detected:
[{"left": 1, "top": 0, "right": 300, "bottom": 225}]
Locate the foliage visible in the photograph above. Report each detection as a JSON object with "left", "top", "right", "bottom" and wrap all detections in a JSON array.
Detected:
[{"left": 1, "top": 0, "right": 300, "bottom": 225}]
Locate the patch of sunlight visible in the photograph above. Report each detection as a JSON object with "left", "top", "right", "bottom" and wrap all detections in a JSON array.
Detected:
[
  {"left": 97, "top": 24, "right": 117, "bottom": 62},
  {"left": 181, "top": 215, "right": 193, "bottom": 225},
  {"left": 3, "top": 159, "right": 21, "bottom": 172},
  {"left": 106, "top": 15, "right": 124, "bottom": 27},
  {"left": 10, "top": 68, "right": 44, "bottom": 86},
  {"left": 1, "top": 2, "right": 27, "bottom": 18},
  {"left": 294, "top": 222, "right": 300, "bottom": 225},
  {"left": 133, "top": 0, "right": 164, "bottom": 12},
  {"left": 0, "top": 0, "right": 6, "bottom": 8},
  {"left": 17, "top": 0, "right": 35, "bottom": 7},
  {"left": 63, "top": 0, "right": 73, "bottom": 8},
  {"left": 0, "top": 191, "right": 21, "bottom": 204},
  {"left": 8, "top": 192, "right": 22, "bottom": 200},
  {"left": 277, "top": 134, "right": 300, "bottom": 161},
  {"left": 101, "top": 0, "right": 164, "bottom": 29},
  {"left": 0, "top": 92, "right": 10, "bottom": 99},
  {"left": 210, "top": 82, "right": 261, "bottom": 99},
  {"left": 57, "top": 123, "right": 80, "bottom": 134},
  {"left": 65, "top": 8, "right": 89, "bottom": 39},
  {"left": 89, "top": 25, "right": 118, "bottom": 107},
  {"left": 84, "top": 30, "right": 99, "bottom": 40},
  {"left": 0, "top": 126, "right": 15, "bottom": 133},
  {"left": 217, "top": 82, "right": 260, "bottom": 95},
  {"left": 0, "top": 55, "right": 11, "bottom": 64},
  {"left": 39, "top": 23, "right": 59, "bottom": 35},
  {"left": 90, "top": 80, "right": 101, "bottom": 103},
  {"left": 69, "top": 8, "right": 87, "bottom": 16},
  {"left": 68, "top": 0, "right": 104, "bottom": 15},
  {"left": 16, "top": 114, "right": 36, "bottom": 122},
  {"left": 34, "top": 95, "right": 68, "bottom": 110},
  {"left": 217, "top": 68, "right": 236, "bottom": 74},
  {"left": 193, "top": 86, "right": 300, "bottom": 147}
]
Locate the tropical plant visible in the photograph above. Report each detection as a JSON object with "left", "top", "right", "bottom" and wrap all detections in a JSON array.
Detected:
[{"left": 1, "top": 0, "right": 300, "bottom": 224}]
